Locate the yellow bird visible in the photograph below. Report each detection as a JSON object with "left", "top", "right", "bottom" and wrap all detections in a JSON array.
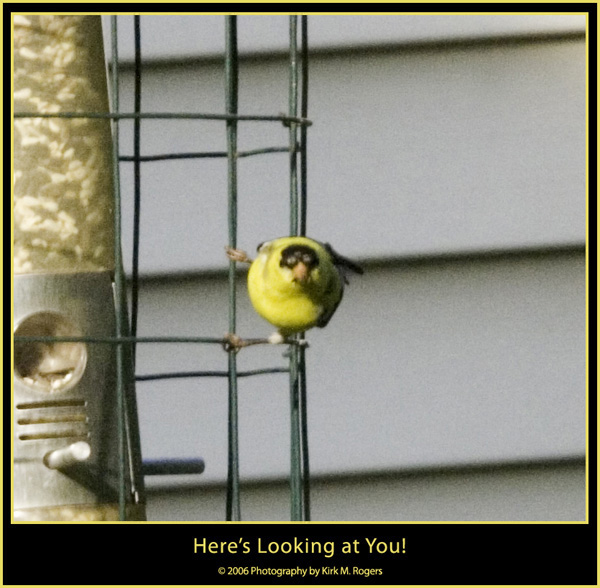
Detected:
[{"left": 225, "top": 236, "right": 363, "bottom": 348}]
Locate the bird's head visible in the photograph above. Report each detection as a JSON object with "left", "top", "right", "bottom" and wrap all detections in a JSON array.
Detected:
[{"left": 279, "top": 244, "right": 319, "bottom": 284}]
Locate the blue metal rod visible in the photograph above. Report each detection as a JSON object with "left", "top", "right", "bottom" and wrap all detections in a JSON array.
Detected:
[{"left": 142, "top": 459, "right": 205, "bottom": 476}]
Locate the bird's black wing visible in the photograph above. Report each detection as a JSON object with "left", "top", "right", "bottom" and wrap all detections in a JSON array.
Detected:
[
  {"left": 315, "top": 243, "right": 363, "bottom": 328},
  {"left": 323, "top": 242, "right": 364, "bottom": 285},
  {"left": 316, "top": 270, "right": 344, "bottom": 329}
]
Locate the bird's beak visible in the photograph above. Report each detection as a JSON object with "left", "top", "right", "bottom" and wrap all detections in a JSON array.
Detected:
[{"left": 292, "top": 261, "right": 309, "bottom": 283}]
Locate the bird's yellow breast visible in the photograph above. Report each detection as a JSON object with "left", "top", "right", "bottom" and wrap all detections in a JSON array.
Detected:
[{"left": 247, "top": 238, "right": 342, "bottom": 335}]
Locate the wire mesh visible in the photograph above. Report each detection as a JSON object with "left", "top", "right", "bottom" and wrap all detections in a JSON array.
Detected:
[
  {"left": 225, "top": 15, "right": 241, "bottom": 522},
  {"left": 109, "top": 15, "right": 127, "bottom": 521},
  {"left": 13, "top": 15, "right": 312, "bottom": 522},
  {"left": 130, "top": 15, "right": 142, "bottom": 366}
]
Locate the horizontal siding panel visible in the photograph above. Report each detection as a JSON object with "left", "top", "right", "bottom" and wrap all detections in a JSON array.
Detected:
[
  {"left": 103, "top": 15, "right": 586, "bottom": 61},
  {"left": 115, "top": 39, "right": 585, "bottom": 275},
  {"left": 134, "top": 252, "right": 585, "bottom": 484},
  {"left": 145, "top": 462, "right": 586, "bottom": 521}
]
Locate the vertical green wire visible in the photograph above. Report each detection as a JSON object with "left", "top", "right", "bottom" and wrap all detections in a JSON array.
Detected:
[
  {"left": 299, "top": 15, "right": 311, "bottom": 522},
  {"left": 110, "top": 16, "right": 126, "bottom": 521},
  {"left": 225, "top": 15, "right": 241, "bottom": 522},
  {"left": 130, "top": 16, "right": 142, "bottom": 369},
  {"left": 288, "top": 16, "right": 299, "bottom": 238},
  {"left": 289, "top": 343, "right": 302, "bottom": 521},
  {"left": 288, "top": 15, "right": 303, "bottom": 522},
  {"left": 299, "top": 16, "right": 308, "bottom": 239}
]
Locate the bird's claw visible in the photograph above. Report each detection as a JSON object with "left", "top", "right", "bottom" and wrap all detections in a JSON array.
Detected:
[
  {"left": 222, "top": 333, "right": 245, "bottom": 352},
  {"left": 280, "top": 338, "right": 310, "bottom": 357},
  {"left": 225, "top": 246, "right": 252, "bottom": 264},
  {"left": 268, "top": 333, "right": 309, "bottom": 348},
  {"left": 222, "top": 332, "right": 309, "bottom": 353}
]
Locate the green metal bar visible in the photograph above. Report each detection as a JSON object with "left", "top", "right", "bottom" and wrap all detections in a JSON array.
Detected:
[
  {"left": 288, "top": 15, "right": 303, "bottom": 522},
  {"left": 225, "top": 15, "right": 241, "bottom": 522},
  {"left": 289, "top": 344, "right": 302, "bottom": 522},
  {"left": 237, "top": 146, "right": 291, "bottom": 158},
  {"left": 119, "top": 146, "right": 290, "bottom": 162},
  {"left": 130, "top": 15, "right": 142, "bottom": 367},
  {"left": 14, "top": 336, "right": 225, "bottom": 344},
  {"left": 299, "top": 16, "right": 309, "bottom": 239},
  {"left": 109, "top": 15, "right": 126, "bottom": 522},
  {"left": 299, "top": 344, "right": 310, "bottom": 520},
  {"left": 14, "top": 112, "right": 312, "bottom": 124},
  {"left": 299, "top": 15, "right": 311, "bottom": 522},
  {"left": 289, "top": 16, "right": 299, "bottom": 238},
  {"left": 136, "top": 367, "right": 290, "bottom": 381}
]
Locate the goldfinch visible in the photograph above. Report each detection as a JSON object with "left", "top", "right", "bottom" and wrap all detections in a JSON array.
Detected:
[{"left": 225, "top": 236, "right": 363, "bottom": 348}]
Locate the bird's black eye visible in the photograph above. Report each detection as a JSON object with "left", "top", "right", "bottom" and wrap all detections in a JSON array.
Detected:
[
  {"left": 283, "top": 255, "right": 297, "bottom": 268},
  {"left": 280, "top": 245, "right": 319, "bottom": 269}
]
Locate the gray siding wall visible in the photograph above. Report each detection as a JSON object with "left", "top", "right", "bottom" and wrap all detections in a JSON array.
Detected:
[{"left": 107, "top": 15, "right": 587, "bottom": 521}]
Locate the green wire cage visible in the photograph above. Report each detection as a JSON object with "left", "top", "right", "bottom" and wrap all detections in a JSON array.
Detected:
[{"left": 13, "top": 14, "right": 311, "bottom": 522}]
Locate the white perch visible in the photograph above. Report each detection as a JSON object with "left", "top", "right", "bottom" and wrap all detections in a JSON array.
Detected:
[{"left": 44, "top": 442, "right": 91, "bottom": 469}]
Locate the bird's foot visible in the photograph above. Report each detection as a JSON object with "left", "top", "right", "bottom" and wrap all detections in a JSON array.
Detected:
[
  {"left": 222, "top": 333, "right": 272, "bottom": 352},
  {"left": 270, "top": 332, "right": 309, "bottom": 348},
  {"left": 225, "top": 246, "right": 253, "bottom": 264},
  {"left": 222, "top": 333, "right": 309, "bottom": 352},
  {"left": 222, "top": 333, "right": 246, "bottom": 352},
  {"left": 267, "top": 332, "right": 285, "bottom": 345}
]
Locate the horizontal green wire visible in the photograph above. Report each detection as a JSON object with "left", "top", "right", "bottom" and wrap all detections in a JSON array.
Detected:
[
  {"left": 136, "top": 367, "right": 290, "bottom": 381},
  {"left": 14, "top": 335, "right": 225, "bottom": 344},
  {"left": 119, "top": 146, "right": 291, "bottom": 162},
  {"left": 14, "top": 111, "right": 312, "bottom": 124}
]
